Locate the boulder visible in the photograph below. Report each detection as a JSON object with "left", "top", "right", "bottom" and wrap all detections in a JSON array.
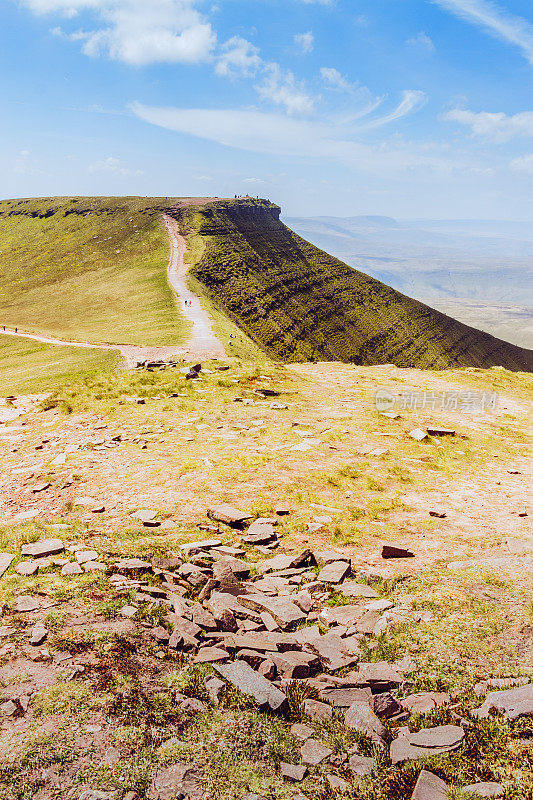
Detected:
[
  {"left": 348, "top": 754, "right": 376, "bottom": 776},
  {"left": 304, "top": 699, "right": 332, "bottom": 720},
  {"left": 300, "top": 738, "right": 333, "bottom": 766},
  {"left": 280, "top": 763, "right": 307, "bottom": 781},
  {"left": 317, "top": 561, "right": 351, "bottom": 583}
]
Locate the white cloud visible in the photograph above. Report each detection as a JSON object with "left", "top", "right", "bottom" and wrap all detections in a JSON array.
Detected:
[
  {"left": 510, "top": 154, "right": 533, "bottom": 174},
  {"left": 359, "top": 90, "right": 427, "bottom": 129},
  {"left": 294, "top": 31, "right": 314, "bottom": 54},
  {"left": 26, "top": 0, "right": 216, "bottom": 65},
  {"left": 194, "top": 174, "right": 213, "bottom": 180},
  {"left": 130, "top": 102, "right": 462, "bottom": 176},
  {"left": 406, "top": 32, "right": 435, "bottom": 52},
  {"left": 216, "top": 36, "right": 261, "bottom": 77},
  {"left": 242, "top": 177, "right": 264, "bottom": 183},
  {"left": 320, "top": 67, "right": 352, "bottom": 91},
  {"left": 432, "top": 0, "right": 533, "bottom": 64},
  {"left": 88, "top": 156, "right": 143, "bottom": 175},
  {"left": 298, "top": 0, "right": 333, "bottom": 4},
  {"left": 255, "top": 64, "right": 316, "bottom": 115},
  {"left": 443, "top": 108, "right": 533, "bottom": 142}
]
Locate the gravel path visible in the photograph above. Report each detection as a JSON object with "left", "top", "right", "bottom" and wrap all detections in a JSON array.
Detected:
[{"left": 164, "top": 214, "right": 227, "bottom": 359}]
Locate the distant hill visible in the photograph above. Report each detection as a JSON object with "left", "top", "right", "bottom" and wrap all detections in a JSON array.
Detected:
[
  {"left": 0, "top": 196, "right": 531, "bottom": 371},
  {"left": 174, "top": 199, "right": 532, "bottom": 371},
  {"left": 284, "top": 214, "right": 533, "bottom": 348}
]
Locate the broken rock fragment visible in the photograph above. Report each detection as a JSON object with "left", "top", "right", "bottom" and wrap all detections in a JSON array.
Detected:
[
  {"left": 207, "top": 504, "right": 252, "bottom": 527},
  {"left": 214, "top": 660, "right": 288, "bottom": 714},
  {"left": 300, "top": 738, "right": 333, "bottom": 766},
  {"left": 473, "top": 683, "right": 533, "bottom": 720},
  {"left": 345, "top": 699, "right": 392, "bottom": 746},
  {"left": 381, "top": 542, "right": 415, "bottom": 559},
  {"left": 411, "top": 770, "right": 448, "bottom": 800}
]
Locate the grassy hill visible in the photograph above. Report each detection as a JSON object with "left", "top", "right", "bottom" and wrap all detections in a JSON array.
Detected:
[
  {"left": 175, "top": 198, "right": 533, "bottom": 371},
  {"left": 0, "top": 196, "right": 188, "bottom": 346}
]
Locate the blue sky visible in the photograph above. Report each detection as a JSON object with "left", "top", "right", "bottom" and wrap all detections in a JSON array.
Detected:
[{"left": 1, "top": 0, "right": 532, "bottom": 218}]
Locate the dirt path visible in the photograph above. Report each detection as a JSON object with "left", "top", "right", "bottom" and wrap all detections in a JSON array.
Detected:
[
  {"left": 164, "top": 214, "right": 227, "bottom": 359},
  {"left": 0, "top": 214, "right": 227, "bottom": 365}
]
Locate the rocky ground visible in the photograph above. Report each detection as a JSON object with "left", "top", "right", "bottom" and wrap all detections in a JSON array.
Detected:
[{"left": 0, "top": 360, "right": 531, "bottom": 799}]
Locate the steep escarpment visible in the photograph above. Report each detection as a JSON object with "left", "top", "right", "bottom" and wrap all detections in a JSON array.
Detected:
[{"left": 173, "top": 199, "right": 533, "bottom": 371}]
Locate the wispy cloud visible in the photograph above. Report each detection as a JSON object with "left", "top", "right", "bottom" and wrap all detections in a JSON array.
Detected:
[
  {"left": 359, "top": 90, "right": 427, "bottom": 129},
  {"left": 215, "top": 36, "right": 261, "bottom": 78},
  {"left": 88, "top": 156, "right": 143, "bottom": 175},
  {"left": 294, "top": 31, "right": 314, "bottom": 54},
  {"left": 255, "top": 64, "right": 316, "bottom": 115},
  {"left": 443, "top": 108, "right": 533, "bottom": 141},
  {"left": 406, "top": 31, "right": 435, "bottom": 52},
  {"left": 130, "top": 102, "right": 458, "bottom": 176},
  {"left": 510, "top": 153, "right": 533, "bottom": 174},
  {"left": 432, "top": 0, "right": 533, "bottom": 64}
]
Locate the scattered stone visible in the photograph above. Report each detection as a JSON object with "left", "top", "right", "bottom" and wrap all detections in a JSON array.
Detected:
[
  {"left": 280, "top": 763, "right": 307, "bottom": 781},
  {"left": 15, "top": 561, "right": 40, "bottom": 575},
  {"left": 207, "top": 505, "right": 252, "bottom": 526},
  {"left": 83, "top": 561, "right": 106, "bottom": 572},
  {"left": 373, "top": 691, "right": 403, "bottom": 719},
  {"left": 426, "top": 427, "right": 455, "bottom": 437},
  {"left": 429, "top": 510, "right": 447, "bottom": 518},
  {"left": 131, "top": 509, "right": 158, "bottom": 522},
  {"left": 0, "top": 554, "right": 15, "bottom": 577},
  {"left": 120, "top": 605, "right": 138, "bottom": 618},
  {"left": 348, "top": 754, "right": 376, "bottom": 776},
  {"left": 32, "top": 482, "right": 50, "bottom": 493},
  {"left": 317, "top": 560, "right": 351, "bottom": 583},
  {"left": 205, "top": 676, "right": 225, "bottom": 703},
  {"left": 194, "top": 647, "right": 228, "bottom": 664},
  {"left": 290, "top": 723, "right": 313, "bottom": 741},
  {"left": 411, "top": 770, "right": 448, "bottom": 799},
  {"left": 181, "top": 539, "right": 222, "bottom": 554},
  {"left": 61, "top": 561, "right": 83, "bottom": 576},
  {"left": 148, "top": 762, "right": 204, "bottom": 799},
  {"left": 473, "top": 683, "right": 533, "bottom": 720},
  {"left": 345, "top": 700, "right": 392, "bottom": 746},
  {"left": 462, "top": 783, "right": 505, "bottom": 798},
  {"left": 326, "top": 775, "right": 350, "bottom": 792},
  {"left": 76, "top": 550, "right": 99, "bottom": 564},
  {"left": 298, "top": 738, "right": 332, "bottom": 767},
  {"left": 1, "top": 700, "right": 18, "bottom": 717},
  {"left": 409, "top": 429, "right": 428, "bottom": 441},
  {"left": 214, "top": 660, "right": 288, "bottom": 713},
  {"left": 304, "top": 698, "right": 333, "bottom": 720},
  {"left": 401, "top": 692, "right": 450, "bottom": 714},
  {"left": 115, "top": 558, "right": 152, "bottom": 574},
  {"left": 21, "top": 538, "right": 64, "bottom": 558},
  {"left": 237, "top": 595, "right": 306, "bottom": 629},
  {"left": 381, "top": 543, "right": 415, "bottom": 559},
  {"left": 390, "top": 725, "right": 464, "bottom": 764},
  {"left": 15, "top": 595, "right": 39, "bottom": 612},
  {"left": 340, "top": 582, "right": 380, "bottom": 598},
  {"left": 0, "top": 626, "right": 16, "bottom": 637},
  {"left": 30, "top": 621, "right": 47, "bottom": 646}
]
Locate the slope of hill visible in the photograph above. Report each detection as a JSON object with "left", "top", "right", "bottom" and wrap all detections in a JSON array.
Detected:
[
  {"left": 174, "top": 198, "right": 533, "bottom": 371},
  {"left": 284, "top": 214, "right": 533, "bottom": 348},
  {"left": 0, "top": 196, "right": 188, "bottom": 346}
]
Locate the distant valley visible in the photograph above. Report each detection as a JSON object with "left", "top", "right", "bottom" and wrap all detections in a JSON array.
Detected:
[{"left": 284, "top": 215, "right": 533, "bottom": 348}]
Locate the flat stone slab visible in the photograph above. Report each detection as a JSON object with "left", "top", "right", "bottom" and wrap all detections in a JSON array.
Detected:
[
  {"left": 473, "top": 683, "right": 533, "bottom": 720},
  {"left": 0, "top": 554, "right": 15, "bottom": 577},
  {"left": 300, "top": 738, "right": 333, "bottom": 766},
  {"left": 411, "top": 770, "right": 448, "bottom": 800},
  {"left": 462, "top": 783, "right": 505, "bottom": 798},
  {"left": 280, "top": 762, "right": 307, "bottom": 781},
  {"left": 409, "top": 724, "right": 464, "bottom": 749},
  {"left": 193, "top": 647, "right": 228, "bottom": 664},
  {"left": 237, "top": 594, "right": 305, "bottom": 629},
  {"left": 317, "top": 561, "right": 351, "bottom": 583},
  {"left": 390, "top": 725, "right": 464, "bottom": 764},
  {"left": 181, "top": 539, "right": 222, "bottom": 553},
  {"left": 214, "top": 660, "right": 288, "bottom": 713},
  {"left": 21, "top": 539, "right": 64, "bottom": 558},
  {"left": 15, "top": 595, "right": 39, "bottom": 612},
  {"left": 340, "top": 582, "right": 380, "bottom": 598},
  {"left": 319, "top": 605, "right": 365, "bottom": 627},
  {"left": 207, "top": 505, "right": 252, "bottom": 526},
  {"left": 401, "top": 692, "right": 450, "bottom": 714},
  {"left": 348, "top": 754, "right": 376, "bottom": 776}
]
